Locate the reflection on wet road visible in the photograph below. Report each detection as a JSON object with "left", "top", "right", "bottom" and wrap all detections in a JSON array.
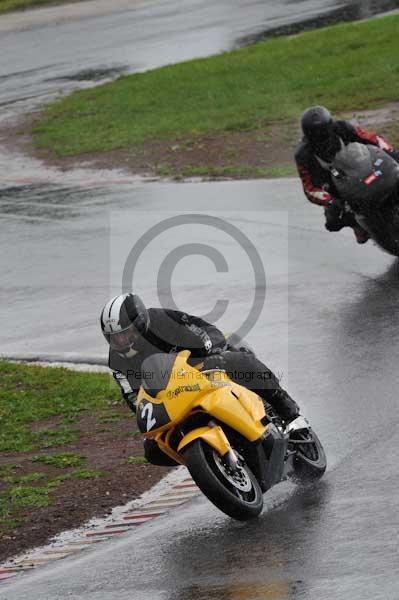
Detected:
[
  {"left": 2, "top": 179, "right": 399, "bottom": 599},
  {"left": 5, "top": 424, "right": 399, "bottom": 600},
  {"left": 0, "top": 184, "right": 109, "bottom": 220},
  {"left": 240, "top": 0, "right": 399, "bottom": 44}
]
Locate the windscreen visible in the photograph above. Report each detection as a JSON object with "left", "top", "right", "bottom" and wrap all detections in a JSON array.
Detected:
[
  {"left": 332, "top": 142, "right": 374, "bottom": 179},
  {"left": 330, "top": 143, "right": 399, "bottom": 208}
]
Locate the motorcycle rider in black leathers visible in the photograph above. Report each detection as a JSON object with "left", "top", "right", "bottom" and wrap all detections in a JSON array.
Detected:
[
  {"left": 295, "top": 106, "right": 399, "bottom": 244},
  {"left": 100, "top": 293, "right": 300, "bottom": 466}
]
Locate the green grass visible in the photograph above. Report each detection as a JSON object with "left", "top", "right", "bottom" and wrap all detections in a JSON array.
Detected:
[
  {"left": 2, "top": 472, "right": 47, "bottom": 485},
  {"left": 125, "top": 456, "right": 147, "bottom": 465},
  {"left": 0, "top": 469, "right": 104, "bottom": 533},
  {"left": 382, "top": 121, "right": 399, "bottom": 148},
  {"left": 0, "top": 0, "right": 81, "bottom": 14},
  {"left": 0, "top": 469, "right": 102, "bottom": 528},
  {"left": 69, "top": 468, "right": 104, "bottom": 479},
  {"left": 0, "top": 361, "right": 120, "bottom": 452},
  {"left": 0, "top": 485, "right": 54, "bottom": 524},
  {"left": 33, "top": 452, "right": 85, "bottom": 468},
  {"left": 34, "top": 14, "right": 399, "bottom": 157},
  {"left": 0, "top": 464, "right": 19, "bottom": 480},
  {"left": 48, "top": 469, "right": 104, "bottom": 485},
  {"left": 175, "top": 165, "right": 297, "bottom": 180},
  {"left": 99, "top": 412, "right": 124, "bottom": 423},
  {"left": 35, "top": 425, "right": 81, "bottom": 448},
  {"left": 0, "top": 466, "right": 105, "bottom": 528},
  {"left": 0, "top": 362, "right": 125, "bottom": 534}
]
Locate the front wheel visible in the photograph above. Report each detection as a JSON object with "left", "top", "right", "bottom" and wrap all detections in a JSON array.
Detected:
[
  {"left": 358, "top": 207, "right": 399, "bottom": 256},
  {"left": 290, "top": 429, "right": 327, "bottom": 483},
  {"left": 183, "top": 440, "right": 263, "bottom": 521}
]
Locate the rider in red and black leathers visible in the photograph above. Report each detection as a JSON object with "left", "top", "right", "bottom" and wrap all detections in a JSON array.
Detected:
[{"left": 295, "top": 106, "right": 399, "bottom": 244}]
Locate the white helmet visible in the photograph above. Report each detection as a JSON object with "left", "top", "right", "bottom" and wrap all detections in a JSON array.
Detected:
[{"left": 100, "top": 293, "right": 149, "bottom": 356}]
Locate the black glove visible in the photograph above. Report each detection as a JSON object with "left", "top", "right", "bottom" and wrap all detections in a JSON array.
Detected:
[
  {"left": 225, "top": 333, "right": 255, "bottom": 356},
  {"left": 202, "top": 353, "right": 227, "bottom": 371},
  {"left": 326, "top": 198, "right": 342, "bottom": 214},
  {"left": 325, "top": 199, "right": 344, "bottom": 232},
  {"left": 341, "top": 211, "right": 358, "bottom": 228}
]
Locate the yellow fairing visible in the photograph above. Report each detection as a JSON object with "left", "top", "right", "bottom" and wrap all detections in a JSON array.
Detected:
[
  {"left": 199, "top": 386, "right": 267, "bottom": 442},
  {"left": 137, "top": 350, "right": 268, "bottom": 444},
  {"left": 177, "top": 425, "right": 231, "bottom": 456},
  {"left": 137, "top": 351, "right": 208, "bottom": 421},
  {"left": 155, "top": 430, "right": 185, "bottom": 465}
]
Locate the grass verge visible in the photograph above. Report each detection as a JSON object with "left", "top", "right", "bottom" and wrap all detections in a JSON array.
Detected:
[
  {"left": 32, "top": 452, "right": 86, "bottom": 468},
  {"left": 34, "top": 13, "right": 399, "bottom": 163},
  {"left": 0, "top": 362, "right": 171, "bottom": 563},
  {"left": 0, "top": 361, "right": 120, "bottom": 535},
  {"left": 171, "top": 164, "right": 297, "bottom": 180},
  {"left": 125, "top": 456, "right": 147, "bottom": 465},
  {"left": 0, "top": 361, "right": 119, "bottom": 452}
]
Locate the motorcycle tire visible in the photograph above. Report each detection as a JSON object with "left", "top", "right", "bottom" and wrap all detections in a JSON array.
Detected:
[
  {"left": 183, "top": 439, "right": 263, "bottom": 521},
  {"left": 291, "top": 428, "right": 327, "bottom": 483},
  {"left": 363, "top": 204, "right": 399, "bottom": 256}
]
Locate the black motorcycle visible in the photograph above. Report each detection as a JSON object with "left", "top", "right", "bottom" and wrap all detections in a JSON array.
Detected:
[{"left": 321, "top": 142, "right": 399, "bottom": 255}]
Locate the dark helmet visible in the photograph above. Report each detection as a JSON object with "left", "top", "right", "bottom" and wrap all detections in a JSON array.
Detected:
[
  {"left": 301, "top": 106, "right": 334, "bottom": 144},
  {"left": 100, "top": 293, "right": 150, "bottom": 356}
]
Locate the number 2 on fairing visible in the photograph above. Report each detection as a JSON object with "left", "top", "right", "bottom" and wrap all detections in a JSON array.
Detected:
[{"left": 141, "top": 403, "right": 157, "bottom": 431}]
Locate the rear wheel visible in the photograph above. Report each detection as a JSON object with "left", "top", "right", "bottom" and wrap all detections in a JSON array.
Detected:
[
  {"left": 290, "top": 429, "right": 327, "bottom": 483},
  {"left": 183, "top": 440, "right": 263, "bottom": 521}
]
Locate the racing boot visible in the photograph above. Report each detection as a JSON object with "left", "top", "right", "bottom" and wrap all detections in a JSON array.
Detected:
[
  {"left": 266, "top": 389, "right": 313, "bottom": 442},
  {"left": 352, "top": 226, "right": 370, "bottom": 244},
  {"left": 267, "top": 389, "right": 300, "bottom": 424},
  {"left": 342, "top": 211, "right": 370, "bottom": 244}
]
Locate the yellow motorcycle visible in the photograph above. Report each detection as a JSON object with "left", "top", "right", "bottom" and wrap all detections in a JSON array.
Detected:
[{"left": 136, "top": 350, "right": 326, "bottom": 520}]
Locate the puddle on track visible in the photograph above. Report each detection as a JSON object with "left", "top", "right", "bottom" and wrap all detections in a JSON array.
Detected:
[
  {"left": 45, "top": 65, "right": 129, "bottom": 83},
  {"left": 237, "top": 0, "right": 399, "bottom": 46}
]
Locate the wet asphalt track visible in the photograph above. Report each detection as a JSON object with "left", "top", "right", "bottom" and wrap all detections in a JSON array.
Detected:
[
  {"left": 2, "top": 1, "right": 399, "bottom": 599},
  {"left": 2, "top": 181, "right": 399, "bottom": 600},
  {"left": 1, "top": 0, "right": 348, "bottom": 110}
]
